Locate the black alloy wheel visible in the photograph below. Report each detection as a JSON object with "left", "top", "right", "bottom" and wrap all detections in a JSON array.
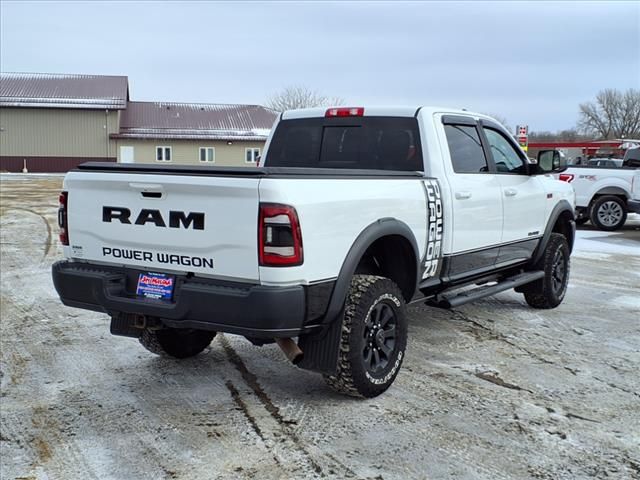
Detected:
[
  {"left": 523, "top": 233, "right": 570, "bottom": 309},
  {"left": 324, "top": 275, "right": 408, "bottom": 398},
  {"left": 550, "top": 248, "right": 566, "bottom": 296},
  {"left": 362, "top": 301, "right": 397, "bottom": 374}
]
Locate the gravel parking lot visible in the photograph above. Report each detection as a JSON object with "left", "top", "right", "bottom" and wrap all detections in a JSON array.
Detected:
[{"left": 1, "top": 174, "right": 639, "bottom": 480}]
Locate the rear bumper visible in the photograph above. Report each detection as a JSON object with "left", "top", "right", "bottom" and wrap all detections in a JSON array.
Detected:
[
  {"left": 628, "top": 199, "right": 640, "bottom": 214},
  {"left": 52, "top": 260, "right": 331, "bottom": 338}
]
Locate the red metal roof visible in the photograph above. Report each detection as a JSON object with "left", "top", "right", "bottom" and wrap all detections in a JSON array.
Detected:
[
  {"left": 0, "top": 72, "right": 129, "bottom": 109},
  {"left": 113, "top": 101, "right": 277, "bottom": 140},
  {"left": 529, "top": 141, "right": 622, "bottom": 148}
]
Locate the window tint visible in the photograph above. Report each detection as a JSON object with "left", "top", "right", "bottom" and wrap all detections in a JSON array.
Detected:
[
  {"left": 444, "top": 125, "right": 488, "bottom": 173},
  {"left": 483, "top": 128, "right": 527, "bottom": 174},
  {"left": 265, "top": 117, "right": 423, "bottom": 171}
]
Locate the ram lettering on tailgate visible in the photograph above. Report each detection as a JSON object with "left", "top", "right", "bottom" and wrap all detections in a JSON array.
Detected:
[{"left": 102, "top": 206, "right": 205, "bottom": 230}]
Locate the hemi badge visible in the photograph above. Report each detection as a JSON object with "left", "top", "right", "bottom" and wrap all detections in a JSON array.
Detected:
[{"left": 547, "top": 193, "right": 553, "bottom": 199}]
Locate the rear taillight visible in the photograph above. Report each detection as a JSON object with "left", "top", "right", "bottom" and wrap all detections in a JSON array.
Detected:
[
  {"left": 258, "top": 204, "right": 303, "bottom": 267},
  {"left": 325, "top": 107, "right": 364, "bottom": 117},
  {"left": 559, "top": 173, "right": 574, "bottom": 183},
  {"left": 58, "top": 191, "right": 69, "bottom": 245}
]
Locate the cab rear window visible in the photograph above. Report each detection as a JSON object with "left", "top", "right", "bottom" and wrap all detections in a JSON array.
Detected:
[{"left": 264, "top": 117, "right": 423, "bottom": 171}]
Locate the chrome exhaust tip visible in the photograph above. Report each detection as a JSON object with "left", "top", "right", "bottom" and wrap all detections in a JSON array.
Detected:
[{"left": 275, "top": 338, "right": 303, "bottom": 365}]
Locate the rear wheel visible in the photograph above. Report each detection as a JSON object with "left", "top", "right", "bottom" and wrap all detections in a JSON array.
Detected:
[
  {"left": 523, "top": 233, "right": 570, "bottom": 309},
  {"left": 324, "top": 275, "right": 407, "bottom": 398},
  {"left": 589, "top": 195, "right": 627, "bottom": 231},
  {"left": 139, "top": 328, "right": 216, "bottom": 359}
]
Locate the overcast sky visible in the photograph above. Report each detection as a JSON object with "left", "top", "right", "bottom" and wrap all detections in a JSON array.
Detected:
[{"left": 1, "top": 1, "right": 638, "bottom": 132}]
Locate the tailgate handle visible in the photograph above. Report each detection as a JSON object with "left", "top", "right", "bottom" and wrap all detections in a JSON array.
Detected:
[
  {"left": 129, "top": 182, "right": 164, "bottom": 199},
  {"left": 141, "top": 191, "right": 162, "bottom": 198}
]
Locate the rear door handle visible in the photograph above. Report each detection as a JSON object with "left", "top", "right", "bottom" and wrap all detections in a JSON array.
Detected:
[
  {"left": 505, "top": 188, "right": 518, "bottom": 197},
  {"left": 455, "top": 191, "right": 472, "bottom": 200}
]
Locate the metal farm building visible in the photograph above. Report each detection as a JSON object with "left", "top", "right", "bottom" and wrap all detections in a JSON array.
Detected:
[
  {"left": 113, "top": 101, "right": 275, "bottom": 167},
  {"left": 0, "top": 73, "right": 127, "bottom": 172},
  {"left": 0, "top": 72, "right": 277, "bottom": 172}
]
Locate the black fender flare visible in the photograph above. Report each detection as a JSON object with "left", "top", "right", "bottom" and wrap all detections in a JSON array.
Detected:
[
  {"left": 530, "top": 200, "right": 575, "bottom": 266},
  {"left": 297, "top": 218, "right": 420, "bottom": 374},
  {"left": 322, "top": 217, "right": 420, "bottom": 326}
]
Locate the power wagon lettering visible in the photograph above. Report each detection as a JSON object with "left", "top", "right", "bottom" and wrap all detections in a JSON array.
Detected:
[
  {"left": 101, "top": 247, "right": 214, "bottom": 269},
  {"left": 422, "top": 179, "right": 443, "bottom": 279},
  {"left": 102, "top": 206, "right": 205, "bottom": 230}
]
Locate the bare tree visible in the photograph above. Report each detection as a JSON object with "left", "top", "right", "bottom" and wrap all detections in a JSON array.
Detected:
[
  {"left": 578, "top": 88, "right": 640, "bottom": 139},
  {"left": 266, "top": 86, "right": 345, "bottom": 112}
]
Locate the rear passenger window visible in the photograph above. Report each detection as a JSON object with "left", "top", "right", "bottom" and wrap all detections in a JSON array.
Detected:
[{"left": 444, "top": 125, "right": 488, "bottom": 173}]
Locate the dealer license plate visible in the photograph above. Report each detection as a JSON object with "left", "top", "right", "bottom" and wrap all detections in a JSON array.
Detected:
[{"left": 136, "top": 272, "right": 174, "bottom": 300}]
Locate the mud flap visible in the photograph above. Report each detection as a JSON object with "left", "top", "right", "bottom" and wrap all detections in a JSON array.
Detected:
[
  {"left": 297, "top": 313, "right": 343, "bottom": 375},
  {"left": 109, "top": 313, "right": 143, "bottom": 338}
]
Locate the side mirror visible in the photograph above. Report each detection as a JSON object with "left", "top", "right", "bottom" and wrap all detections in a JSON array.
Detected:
[{"left": 536, "top": 150, "right": 568, "bottom": 174}]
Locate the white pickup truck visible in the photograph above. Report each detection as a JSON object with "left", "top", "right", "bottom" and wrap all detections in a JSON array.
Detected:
[
  {"left": 560, "top": 150, "right": 640, "bottom": 230},
  {"left": 52, "top": 107, "right": 575, "bottom": 397}
]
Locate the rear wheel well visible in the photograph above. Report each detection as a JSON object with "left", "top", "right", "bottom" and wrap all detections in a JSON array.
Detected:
[
  {"left": 591, "top": 189, "right": 628, "bottom": 205},
  {"left": 552, "top": 210, "right": 575, "bottom": 252},
  {"left": 354, "top": 235, "right": 417, "bottom": 301}
]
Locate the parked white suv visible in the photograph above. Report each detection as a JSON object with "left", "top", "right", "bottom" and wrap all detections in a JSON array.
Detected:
[{"left": 52, "top": 107, "right": 575, "bottom": 397}]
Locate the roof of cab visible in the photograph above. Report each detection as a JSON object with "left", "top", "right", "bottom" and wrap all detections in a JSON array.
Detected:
[{"left": 281, "top": 106, "right": 494, "bottom": 122}]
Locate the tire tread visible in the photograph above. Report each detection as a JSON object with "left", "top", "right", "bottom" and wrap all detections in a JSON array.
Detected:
[
  {"left": 138, "top": 328, "right": 215, "bottom": 359},
  {"left": 524, "top": 233, "right": 570, "bottom": 309},
  {"left": 324, "top": 275, "right": 406, "bottom": 398}
]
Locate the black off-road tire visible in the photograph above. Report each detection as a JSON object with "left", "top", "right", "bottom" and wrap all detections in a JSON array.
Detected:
[
  {"left": 523, "top": 233, "right": 570, "bottom": 309},
  {"left": 589, "top": 195, "right": 627, "bottom": 231},
  {"left": 324, "top": 275, "right": 407, "bottom": 398},
  {"left": 139, "top": 328, "right": 216, "bottom": 359}
]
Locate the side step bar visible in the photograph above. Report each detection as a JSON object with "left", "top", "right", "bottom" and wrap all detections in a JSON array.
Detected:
[{"left": 427, "top": 271, "right": 545, "bottom": 309}]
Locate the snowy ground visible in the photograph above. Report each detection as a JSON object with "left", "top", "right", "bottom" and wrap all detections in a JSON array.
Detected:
[{"left": 1, "top": 175, "right": 639, "bottom": 480}]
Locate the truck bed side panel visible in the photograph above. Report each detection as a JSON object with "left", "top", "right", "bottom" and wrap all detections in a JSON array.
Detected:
[
  {"left": 565, "top": 167, "right": 634, "bottom": 207},
  {"left": 257, "top": 178, "right": 429, "bottom": 285}
]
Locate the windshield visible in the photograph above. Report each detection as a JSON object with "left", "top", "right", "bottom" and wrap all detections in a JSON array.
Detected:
[{"left": 264, "top": 117, "right": 423, "bottom": 171}]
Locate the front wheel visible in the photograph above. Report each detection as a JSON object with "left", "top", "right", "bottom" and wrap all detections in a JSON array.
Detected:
[
  {"left": 589, "top": 195, "right": 627, "bottom": 231},
  {"left": 139, "top": 328, "right": 216, "bottom": 359},
  {"left": 324, "top": 275, "right": 408, "bottom": 398},
  {"left": 523, "top": 233, "right": 570, "bottom": 309}
]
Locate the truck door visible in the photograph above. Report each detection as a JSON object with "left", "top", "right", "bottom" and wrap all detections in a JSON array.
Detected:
[
  {"left": 480, "top": 126, "right": 546, "bottom": 264},
  {"left": 441, "top": 120, "right": 503, "bottom": 278}
]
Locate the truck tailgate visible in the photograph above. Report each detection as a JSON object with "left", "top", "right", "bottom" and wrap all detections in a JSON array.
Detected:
[{"left": 64, "top": 171, "right": 260, "bottom": 281}]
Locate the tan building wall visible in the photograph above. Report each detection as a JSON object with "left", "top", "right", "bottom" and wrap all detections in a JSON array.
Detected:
[
  {"left": 0, "top": 107, "right": 119, "bottom": 157},
  {"left": 114, "top": 139, "right": 266, "bottom": 167}
]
